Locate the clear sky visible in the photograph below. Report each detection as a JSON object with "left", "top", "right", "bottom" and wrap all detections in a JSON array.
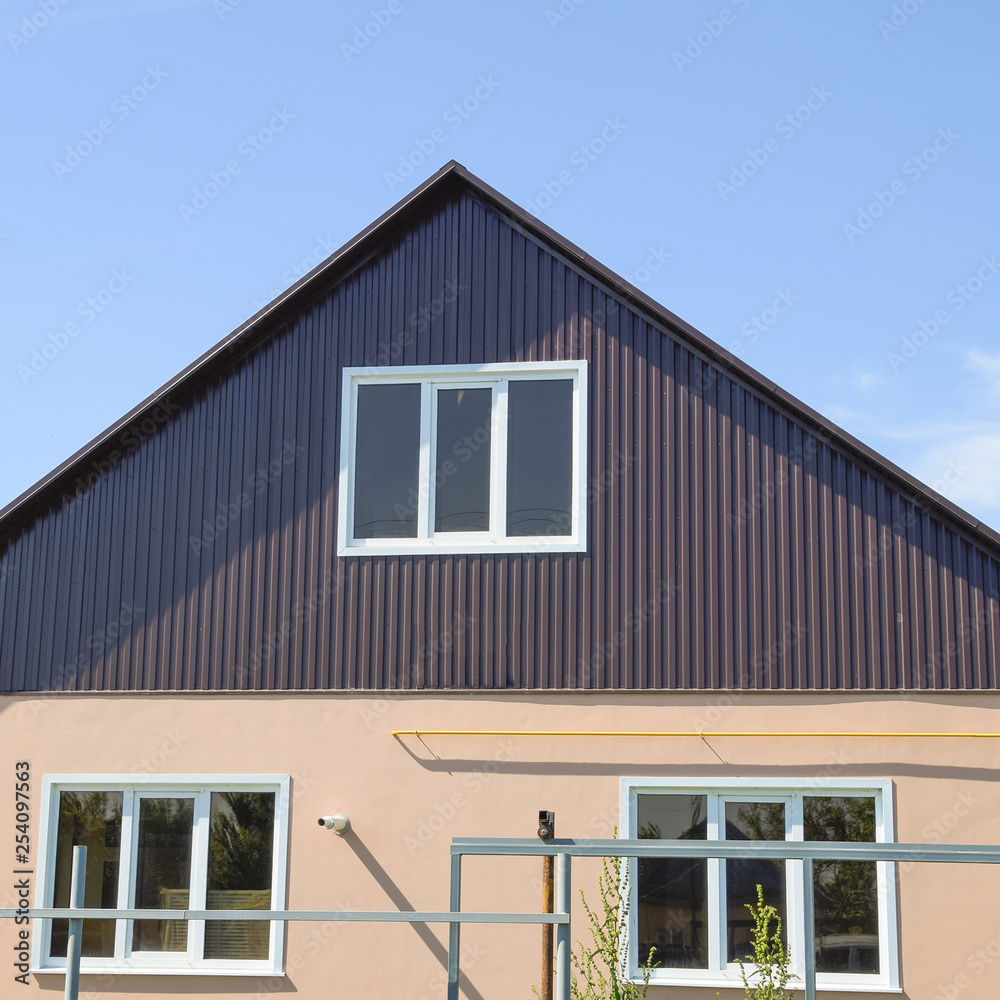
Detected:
[{"left": 3, "top": 0, "right": 999, "bottom": 531}]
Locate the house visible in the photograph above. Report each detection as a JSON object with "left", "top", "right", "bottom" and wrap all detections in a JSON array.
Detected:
[{"left": 2, "top": 160, "right": 999, "bottom": 999}]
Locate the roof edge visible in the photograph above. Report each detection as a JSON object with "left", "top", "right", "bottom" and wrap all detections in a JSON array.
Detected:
[
  {"left": 447, "top": 164, "right": 1000, "bottom": 552},
  {"left": 0, "top": 162, "right": 467, "bottom": 533},
  {"left": 2, "top": 160, "right": 999, "bottom": 554}
]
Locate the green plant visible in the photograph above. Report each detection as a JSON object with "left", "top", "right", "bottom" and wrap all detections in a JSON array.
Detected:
[
  {"left": 531, "top": 838, "right": 656, "bottom": 1000},
  {"left": 571, "top": 850, "right": 656, "bottom": 1000},
  {"left": 722, "top": 884, "right": 796, "bottom": 1000}
]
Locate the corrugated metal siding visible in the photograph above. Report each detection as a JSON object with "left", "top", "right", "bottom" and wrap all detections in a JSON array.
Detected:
[{"left": 2, "top": 191, "right": 999, "bottom": 692}]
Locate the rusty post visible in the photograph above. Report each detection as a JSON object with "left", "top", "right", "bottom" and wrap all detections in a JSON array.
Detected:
[{"left": 538, "top": 810, "right": 555, "bottom": 1000}]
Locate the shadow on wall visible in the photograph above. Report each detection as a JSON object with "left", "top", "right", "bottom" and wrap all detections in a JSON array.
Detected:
[
  {"left": 343, "top": 829, "right": 488, "bottom": 1000},
  {"left": 392, "top": 736, "right": 1000, "bottom": 783}
]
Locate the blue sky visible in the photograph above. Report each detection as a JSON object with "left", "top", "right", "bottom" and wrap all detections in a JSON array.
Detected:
[{"left": 3, "top": 0, "right": 1000, "bottom": 531}]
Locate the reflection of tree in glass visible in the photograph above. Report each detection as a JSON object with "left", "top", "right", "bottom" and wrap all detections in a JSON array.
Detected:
[
  {"left": 52, "top": 791, "right": 123, "bottom": 957},
  {"left": 735, "top": 802, "right": 785, "bottom": 842},
  {"left": 131, "top": 798, "right": 194, "bottom": 953},
  {"left": 203, "top": 792, "right": 275, "bottom": 961},
  {"left": 134, "top": 798, "right": 193, "bottom": 901},
  {"left": 208, "top": 792, "right": 275, "bottom": 891},
  {"left": 804, "top": 797, "right": 877, "bottom": 933},
  {"left": 728, "top": 803, "right": 787, "bottom": 955},
  {"left": 59, "top": 791, "right": 122, "bottom": 845},
  {"left": 635, "top": 797, "right": 707, "bottom": 968}
]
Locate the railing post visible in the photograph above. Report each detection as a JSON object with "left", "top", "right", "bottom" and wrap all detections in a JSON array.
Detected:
[
  {"left": 64, "top": 845, "right": 87, "bottom": 1000},
  {"left": 554, "top": 852, "right": 570, "bottom": 1000},
  {"left": 447, "top": 851, "right": 462, "bottom": 1000},
  {"left": 539, "top": 809, "right": 556, "bottom": 1000},
  {"left": 802, "top": 856, "right": 816, "bottom": 1000}
]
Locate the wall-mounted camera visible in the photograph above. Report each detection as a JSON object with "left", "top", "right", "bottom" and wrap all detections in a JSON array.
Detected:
[
  {"left": 537, "top": 809, "right": 555, "bottom": 841},
  {"left": 318, "top": 814, "right": 351, "bottom": 835}
]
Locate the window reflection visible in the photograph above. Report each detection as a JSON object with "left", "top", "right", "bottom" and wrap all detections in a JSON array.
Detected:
[
  {"left": 506, "top": 379, "right": 573, "bottom": 536},
  {"left": 805, "top": 796, "right": 879, "bottom": 974},
  {"left": 131, "top": 797, "right": 194, "bottom": 953},
  {"left": 205, "top": 791, "right": 275, "bottom": 960},
  {"left": 51, "top": 791, "right": 122, "bottom": 958},
  {"left": 636, "top": 794, "right": 708, "bottom": 969},
  {"left": 354, "top": 382, "right": 421, "bottom": 538},
  {"left": 724, "top": 802, "right": 787, "bottom": 962},
  {"left": 434, "top": 387, "right": 492, "bottom": 532}
]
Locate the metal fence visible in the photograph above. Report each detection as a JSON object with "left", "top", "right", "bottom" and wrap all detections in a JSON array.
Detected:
[{"left": 5, "top": 837, "right": 1000, "bottom": 1000}]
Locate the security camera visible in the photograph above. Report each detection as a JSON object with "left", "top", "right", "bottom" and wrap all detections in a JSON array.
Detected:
[
  {"left": 318, "top": 814, "right": 351, "bottom": 835},
  {"left": 537, "top": 809, "right": 555, "bottom": 841}
]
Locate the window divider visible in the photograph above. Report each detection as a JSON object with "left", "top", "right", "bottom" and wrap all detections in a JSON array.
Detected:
[
  {"left": 418, "top": 383, "right": 433, "bottom": 540},
  {"left": 707, "top": 794, "right": 724, "bottom": 972},
  {"left": 188, "top": 791, "right": 210, "bottom": 963},
  {"left": 493, "top": 379, "right": 509, "bottom": 540},
  {"left": 118, "top": 788, "right": 137, "bottom": 963},
  {"left": 787, "top": 796, "right": 805, "bottom": 979}
]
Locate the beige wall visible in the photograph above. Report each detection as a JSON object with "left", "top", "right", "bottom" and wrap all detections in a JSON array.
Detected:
[{"left": 3, "top": 690, "right": 999, "bottom": 999}]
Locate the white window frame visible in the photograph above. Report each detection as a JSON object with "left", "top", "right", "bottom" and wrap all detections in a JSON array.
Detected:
[
  {"left": 620, "top": 777, "right": 899, "bottom": 992},
  {"left": 32, "top": 774, "right": 290, "bottom": 977},
  {"left": 337, "top": 360, "right": 588, "bottom": 556}
]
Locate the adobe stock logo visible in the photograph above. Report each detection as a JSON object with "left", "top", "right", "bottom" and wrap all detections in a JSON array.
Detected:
[
  {"left": 842, "top": 128, "right": 958, "bottom": 243},
  {"left": 8, "top": 0, "right": 71, "bottom": 53},
  {"left": 716, "top": 86, "right": 832, "bottom": 201},
  {"left": 178, "top": 108, "right": 295, "bottom": 222},
  {"left": 672, "top": 0, "right": 754, "bottom": 72},
  {"left": 522, "top": 117, "right": 628, "bottom": 215},
  {"left": 887, "top": 256, "right": 1000, "bottom": 371},
  {"left": 340, "top": 1, "right": 404, "bottom": 62},
  {"left": 17, "top": 269, "right": 135, "bottom": 384},
  {"left": 52, "top": 67, "right": 169, "bottom": 181}
]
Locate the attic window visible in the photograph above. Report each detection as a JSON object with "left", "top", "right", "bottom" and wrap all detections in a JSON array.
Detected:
[{"left": 338, "top": 361, "right": 588, "bottom": 555}]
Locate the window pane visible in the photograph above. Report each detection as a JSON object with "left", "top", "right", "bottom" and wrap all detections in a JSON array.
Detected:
[
  {"left": 636, "top": 794, "right": 708, "bottom": 969},
  {"left": 434, "top": 387, "right": 492, "bottom": 532},
  {"left": 506, "top": 379, "right": 573, "bottom": 536},
  {"left": 725, "top": 802, "right": 787, "bottom": 963},
  {"left": 353, "top": 382, "right": 421, "bottom": 538},
  {"left": 131, "top": 797, "right": 194, "bottom": 953},
  {"left": 804, "top": 796, "right": 879, "bottom": 974},
  {"left": 205, "top": 792, "right": 276, "bottom": 960},
  {"left": 50, "top": 791, "right": 122, "bottom": 959}
]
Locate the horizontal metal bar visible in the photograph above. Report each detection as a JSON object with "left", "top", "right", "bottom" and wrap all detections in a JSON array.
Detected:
[
  {"left": 451, "top": 837, "right": 1000, "bottom": 864},
  {"left": 393, "top": 729, "right": 1000, "bottom": 738},
  {"left": 0, "top": 908, "right": 567, "bottom": 925}
]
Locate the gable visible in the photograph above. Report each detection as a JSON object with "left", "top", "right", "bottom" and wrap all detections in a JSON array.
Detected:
[{"left": 1, "top": 168, "right": 998, "bottom": 694}]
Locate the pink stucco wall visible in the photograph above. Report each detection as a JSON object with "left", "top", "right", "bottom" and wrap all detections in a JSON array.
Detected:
[{"left": 3, "top": 691, "right": 999, "bottom": 999}]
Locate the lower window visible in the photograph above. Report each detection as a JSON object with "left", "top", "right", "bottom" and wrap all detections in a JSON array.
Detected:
[
  {"left": 621, "top": 778, "right": 898, "bottom": 991},
  {"left": 35, "top": 775, "right": 289, "bottom": 976}
]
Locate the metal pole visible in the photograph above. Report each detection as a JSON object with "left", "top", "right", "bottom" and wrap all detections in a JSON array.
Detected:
[
  {"left": 802, "top": 857, "right": 816, "bottom": 1000},
  {"left": 541, "top": 854, "right": 553, "bottom": 1000},
  {"left": 64, "top": 845, "right": 87, "bottom": 1000},
  {"left": 447, "top": 851, "right": 462, "bottom": 1000},
  {"left": 554, "top": 853, "right": 570, "bottom": 1000},
  {"left": 538, "top": 810, "right": 555, "bottom": 1000}
]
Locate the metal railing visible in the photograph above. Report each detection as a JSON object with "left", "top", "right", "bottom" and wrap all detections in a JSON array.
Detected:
[{"left": 5, "top": 838, "right": 1000, "bottom": 1000}]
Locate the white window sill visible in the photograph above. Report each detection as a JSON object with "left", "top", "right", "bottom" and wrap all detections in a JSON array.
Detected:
[
  {"left": 338, "top": 537, "right": 587, "bottom": 557},
  {"left": 33, "top": 965, "right": 284, "bottom": 977},
  {"left": 642, "top": 975, "right": 901, "bottom": 992}
]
